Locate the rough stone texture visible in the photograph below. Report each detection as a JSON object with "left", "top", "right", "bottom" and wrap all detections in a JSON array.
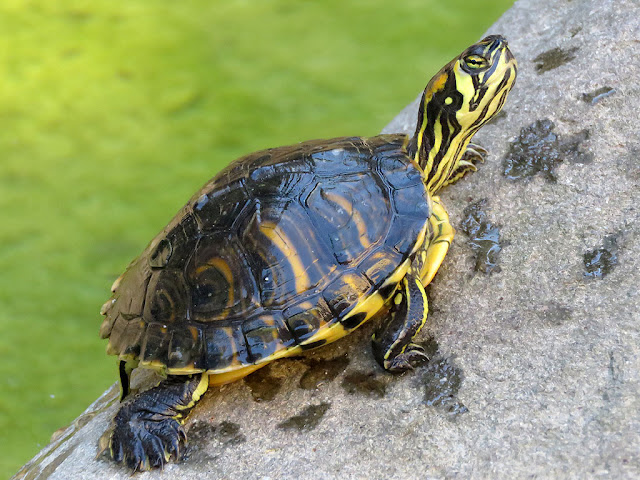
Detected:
[{"left": 14, "top": 0, "right": 640, "bottom": 478}]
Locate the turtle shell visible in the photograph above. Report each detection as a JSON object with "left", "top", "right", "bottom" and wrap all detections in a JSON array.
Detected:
[{"left": 100, "top": 134, "right": 432, "bottom": 375}]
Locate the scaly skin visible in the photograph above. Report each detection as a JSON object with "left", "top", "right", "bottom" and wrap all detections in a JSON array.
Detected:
[{"left": 103, "top": 35, "right": 517, "bottom": 471}]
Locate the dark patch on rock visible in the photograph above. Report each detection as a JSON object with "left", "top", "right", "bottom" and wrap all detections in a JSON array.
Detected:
[
  {"left": 341, "top": 370, "right": 387, "bottom": 398},
  {"left": 422, "top": 357, "right": 468, "bottom": 416},
  {"left": 503, "top": 119, "right": 593, "bottom": 182},
  {"left": 243, "top": 364, "right": 282, "bottom": 402},
  {"left": 584, "top": 234, "right": 619, "bottom": 279},
  {"left": 299, "top": 354, "right": 350, "bottom": 390},
  {"left": 536, "top": 302, "right": 573, "bottom": 327},
  {"left": 184, "top": 420, "right": 246, "bottom": 463},
  {"left": 534, "top": 46, "right": 579, "bottom": 73},
  {"left": 460, "top": 199, "right": 503, "bottom": 274},
  {"left": 188, "top": 420, "right": 246, "bottom": 447},
  {"left": 581, "top": 86, "right": 616, "bottom": 105},
  {"left": 277, "top": 403, "right": 331, "bottom": 432},
  {"left": 538, "top": 302, "right": 573, "bottom": 326}
]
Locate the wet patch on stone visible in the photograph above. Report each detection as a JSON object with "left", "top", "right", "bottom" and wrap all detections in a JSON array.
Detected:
[
  {"left": 243, "top": 364, "right": 282, "bottom": 402},
  {"left": 183, "top": 420, "right": 246, "bottom": 464},
  {"left": 299, "top": 354, "right": 350, "bottom": 390},
  {"left": 421, "top": 357, "right": 468, "bottom": 416},
  {"left": 341, "top": 370, "right": 387, "bottom": 398},
  {"left": 581, "top": 86, "right": 616, "bottom": 105},
  {"left": 534, "top": 46, "right": 579, "bottom": 73},
  {"left": 460, "top": 199, "right": 503, "bottom": 274},
  {"left": 277, "top": 403, "right": 331, "bottom": 432},
  {"left": 188, "top": 420, "right": 246, "bottom": 447},
  {"left": 584, "top": 234, "right": 619, "bottom": 279},
  {"left": 503, "top": 119, "right": 593, "bottom": 182},
  {"left": 537, "top": 302, "right": 574, "bottom": 326}
]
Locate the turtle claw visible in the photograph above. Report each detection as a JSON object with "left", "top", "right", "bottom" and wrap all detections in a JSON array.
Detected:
[
  {"left": 110, "top": 414, "right": 183, "bottom": 471},
  {"left": 106, "top": 374, "right": 207, "bottom": 471},
  {"left": 462, "top": 142, "right": 488, "bottom": 165},
  {"left": 386, "top": 343, "right": 430, "bottom": 373}
]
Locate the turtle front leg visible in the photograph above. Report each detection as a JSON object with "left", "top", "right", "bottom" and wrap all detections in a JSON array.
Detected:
[
  {"left": 440, "top": 142, "right": 488, "bottom": 188},
  {"left": 372, "top": 272, "right": 429, "bottom": 372},
  {"left": 109, "top": 372, "right": 209, "bottom": 471}
]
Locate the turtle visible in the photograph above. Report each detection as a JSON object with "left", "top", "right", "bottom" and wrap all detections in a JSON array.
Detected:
[{"left": 99, "top": 35, "right": 517, "bottom": 471}]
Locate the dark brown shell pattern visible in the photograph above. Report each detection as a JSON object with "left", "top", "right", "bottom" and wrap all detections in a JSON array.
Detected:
[{"left": 100, "top": 135, "right": 432, "bottom": 374}]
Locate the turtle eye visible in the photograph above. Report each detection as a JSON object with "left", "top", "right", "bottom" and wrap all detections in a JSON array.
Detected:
[{"left": 463, "top": 54, "right": 489, "bottom": 70}]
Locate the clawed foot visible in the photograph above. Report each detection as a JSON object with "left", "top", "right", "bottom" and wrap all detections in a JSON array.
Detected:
[
  {"left": 110, "top": 403, "right": 186, "bottom": 471},
  {"left": 385, "top": 343, "right": 430, "bottom": 373},
  {"left": 459, "top": 143, "right": 488, "bottom": 172}
]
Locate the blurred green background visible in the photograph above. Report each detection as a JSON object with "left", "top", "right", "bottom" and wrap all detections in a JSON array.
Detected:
[{"left": 0, "top": 1, "right": 513, "bottom": 476}]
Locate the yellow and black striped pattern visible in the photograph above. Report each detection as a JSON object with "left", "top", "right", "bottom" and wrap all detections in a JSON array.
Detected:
[
  {"left": 99, "top": 36, "right": 516, "bottom": 388},
  {"left": 100, "top": 135, "right": 433, "bottom": 380},
  {"left": 409, "top": 35, "right": 517, "bottom": 195}
]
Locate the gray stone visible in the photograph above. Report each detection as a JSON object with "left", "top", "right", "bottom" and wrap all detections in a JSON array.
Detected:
[{"left": 14, "top": 0, "right": 640, "bottom": 478}]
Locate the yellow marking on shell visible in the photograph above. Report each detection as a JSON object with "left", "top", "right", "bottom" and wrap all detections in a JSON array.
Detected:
[
  {"left": 205, "top": 341, "right": 307, "bottom": 384},
  {"left": 421, "top": 196, "right": 455, "bottom": 286},
  {"left": 159, "top": 290, "right": 177, "bottom": 323},
  {"left": 381, "top": 258, "right": 411, "bottom": 288},
  {"left": 296, "top": 301, "right": 314, "bottom": 311},
  {"left": 138, "top": 252, "right": 418, "bottom": 384},
  {"left": 343, "top": 272, "right": 365, "bottom": 292},
  {"left": 409, "top": 222, "right": 429, "bottom": 256},
  {"left": 342, "top": 292, "right": 385, "bottom": 327},
  {"left": 324, "top": 191, "right": 371, "bottom": 250},
  {"left": 207, "top": 363, "right": 267, "bottom": 386},
  {"left": 196, "top": 257, "right": 235, "bottom": 308},
  {"left": 260, "top": 221, "right": 311, "bottom": 294},
  {"left": 138, "top": 359, "right": 170, "bottom": 374},
  {"left": 166, "top": 365, "right": 204, "bottom": 375},
  {"left": 302, "top": 322, "right": 349, "bottom": 346}
]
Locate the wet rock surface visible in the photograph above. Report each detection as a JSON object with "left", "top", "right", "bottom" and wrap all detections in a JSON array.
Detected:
[
  {"left": 14, "top": 0, "right": 640, "bottom": 478},
  {"left": 460, "top": 199, "right": 504, "bottom": 274}
]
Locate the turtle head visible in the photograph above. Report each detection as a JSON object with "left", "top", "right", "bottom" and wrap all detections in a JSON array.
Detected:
[{"left": 409, "top": 35, "right": 517, "bottom": 194}]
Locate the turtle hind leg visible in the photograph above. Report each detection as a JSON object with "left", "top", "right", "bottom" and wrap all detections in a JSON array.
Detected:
[
  {"left": 372, "top": 272, "right": 429, "bottom": 372},
  {"left": 110, "top": 373, "right": 209, "bottom": 471}
]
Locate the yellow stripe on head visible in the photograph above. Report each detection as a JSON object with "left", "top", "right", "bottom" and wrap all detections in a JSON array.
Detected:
[{"left": 409, "top": 35, "right": 517, "bottom": 195}]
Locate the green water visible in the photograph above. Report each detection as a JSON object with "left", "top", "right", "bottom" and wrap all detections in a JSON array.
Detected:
[{"left": 0, "top": 1, "right": 513, "bottom": 476}]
